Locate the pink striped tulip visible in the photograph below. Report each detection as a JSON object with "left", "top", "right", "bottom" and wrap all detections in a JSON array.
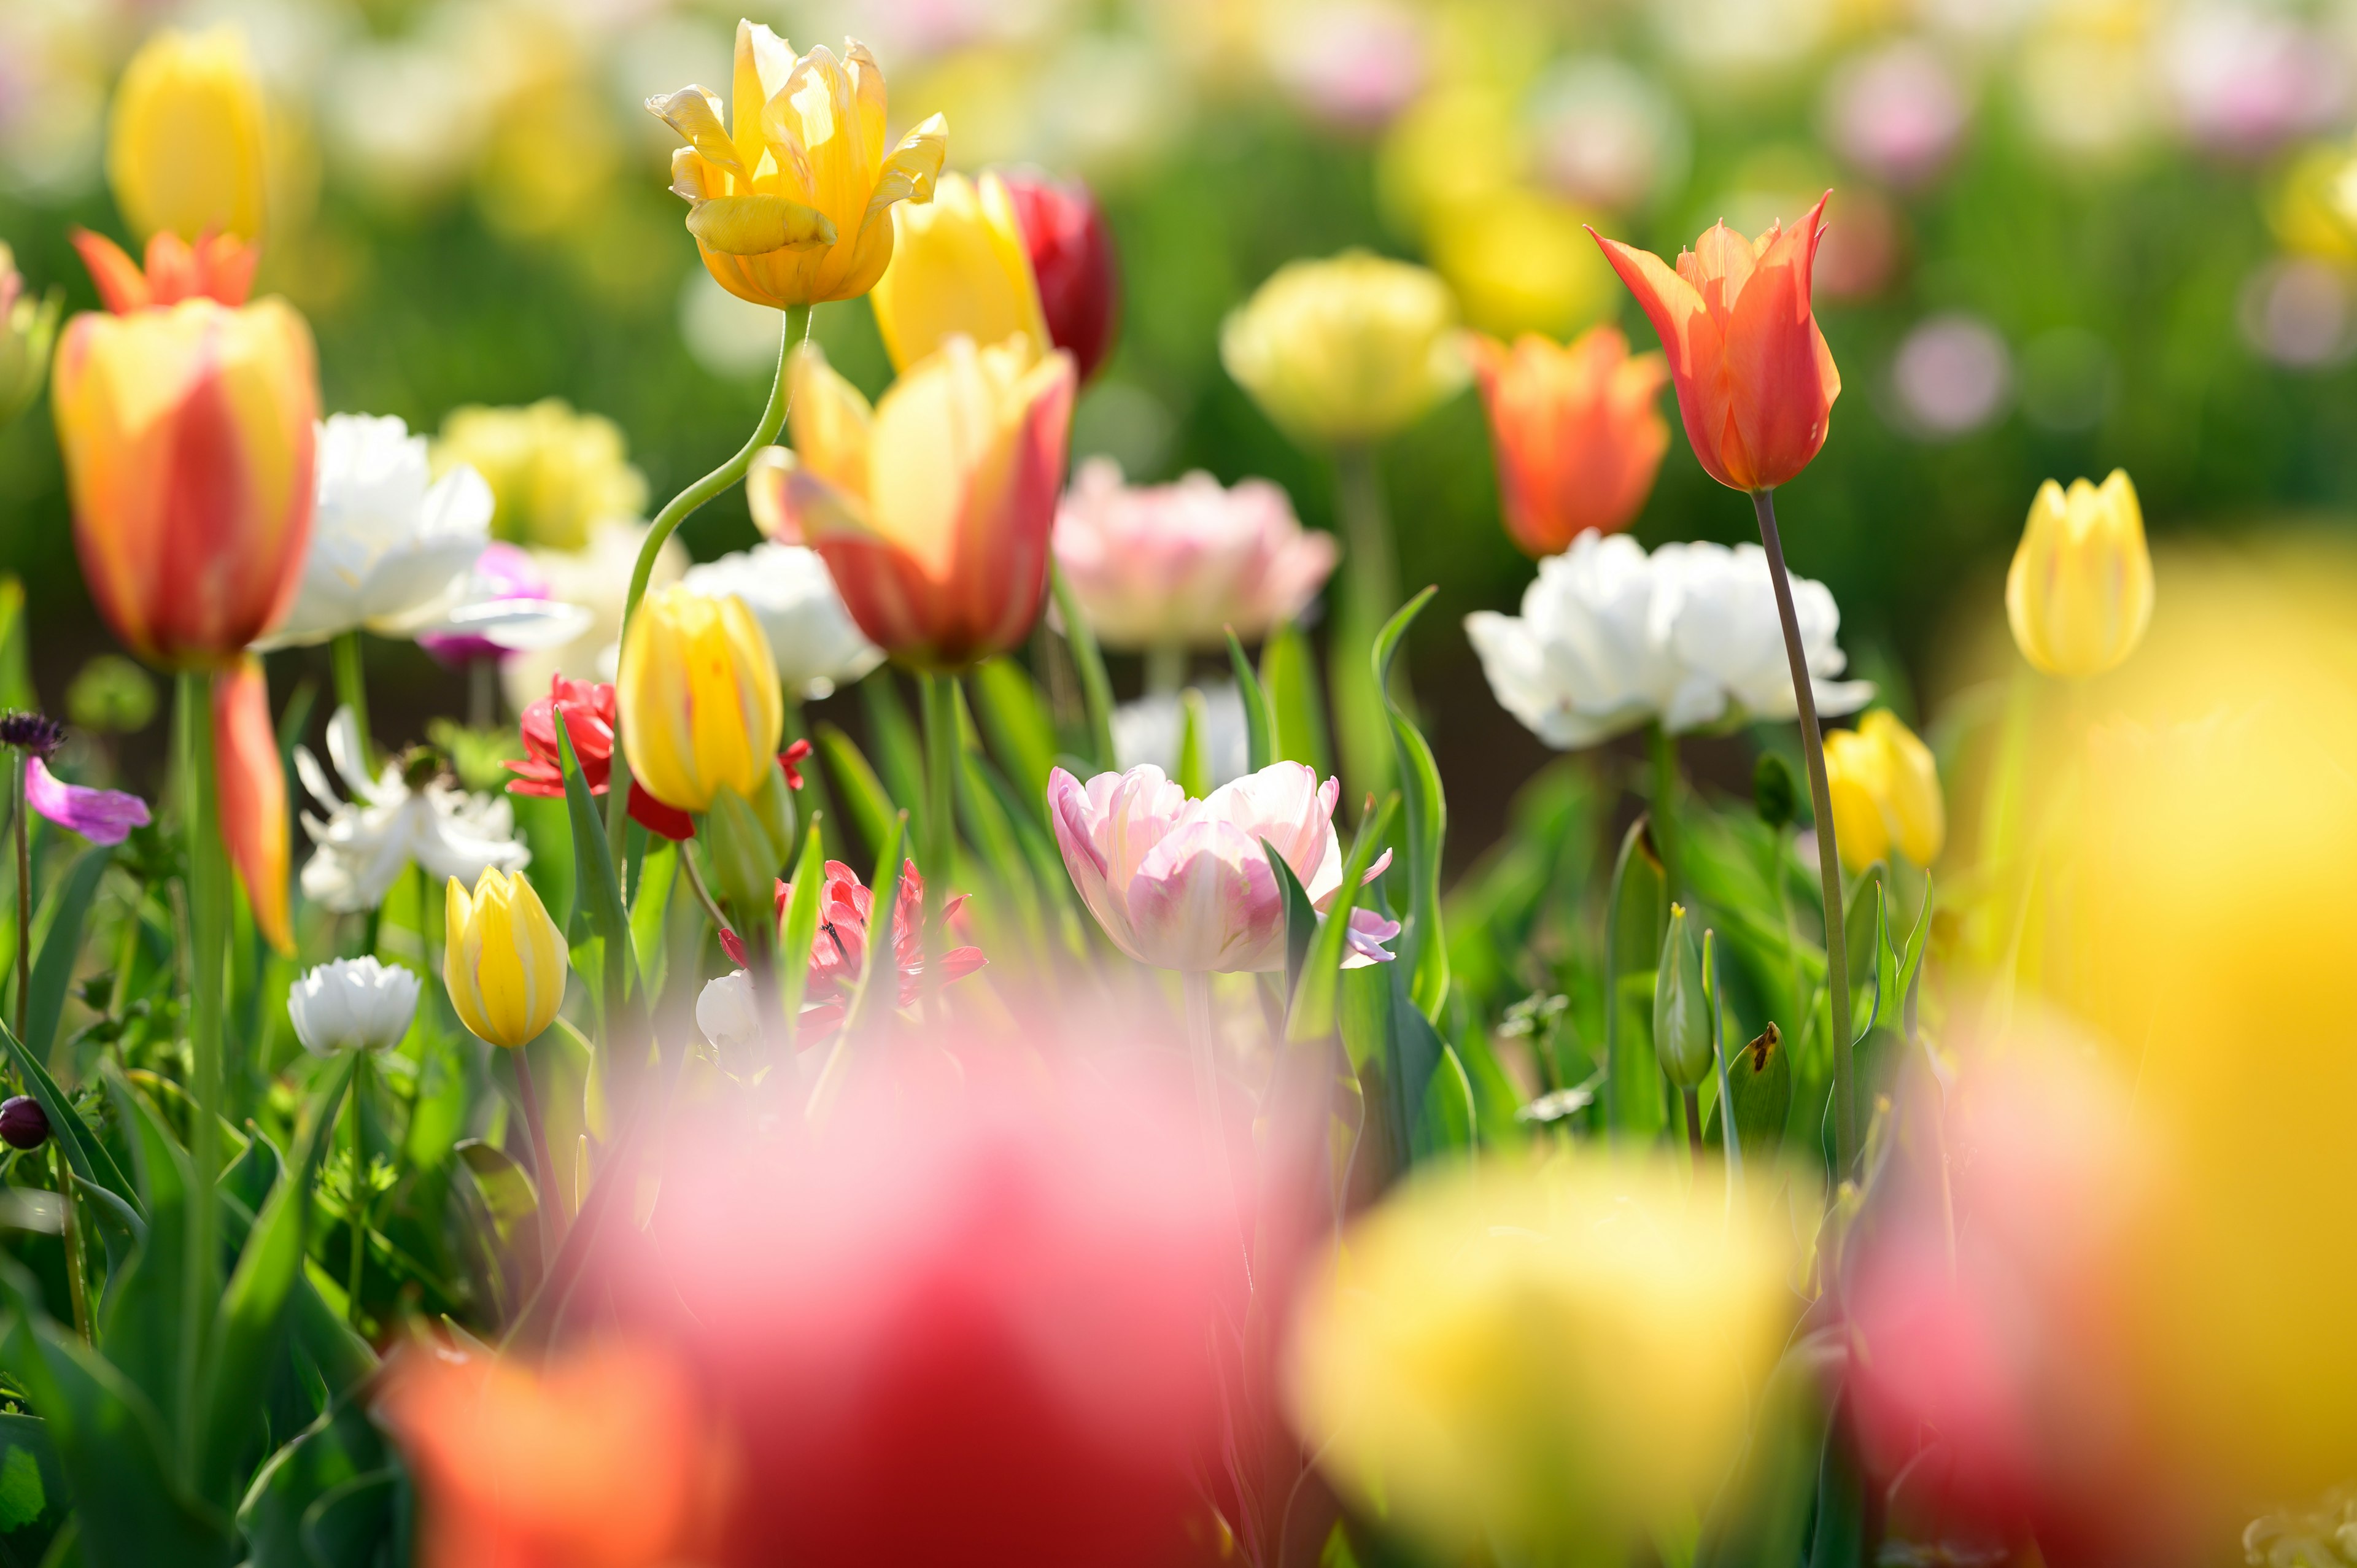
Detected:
[{"left": 1047, "top": 761, "right": 1398, "bottom": 973}]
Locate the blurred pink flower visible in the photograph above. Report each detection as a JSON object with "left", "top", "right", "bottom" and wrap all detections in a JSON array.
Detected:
[
  {"left": 1047, "top": 760, "right": 1397, "bottom": 973},
  {"left": 1264, "top": 1, "right": 1428, "bottom": 133},
  {"left": 2162, "top": 4, "right": 2347, "bottom": 160},
  {"left": 1822, "top": 40, "right": 1970, "bottom": 189},
  {"left": 26, "top": 757, "right": 149, "bottom": 845},
  {"left": 1053, "top": 457, "right": 1337, "bottom": 651}
]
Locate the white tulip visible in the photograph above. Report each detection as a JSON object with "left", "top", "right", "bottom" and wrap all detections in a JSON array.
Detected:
[
  {"left": 679, "top": 543, "right": 883, "bottom": 701},
  {"left": 695, "top": 970, "right": 761, "bottom": 1063},
  {"left": 297, "top": 707, "right": 530, "bottom": 913},
  {"left": 1466, "top": 529, "right": 1872, "bottom": 750},
  {"left": 288, "top": 956, "right": 422, "bottom": 1056}
]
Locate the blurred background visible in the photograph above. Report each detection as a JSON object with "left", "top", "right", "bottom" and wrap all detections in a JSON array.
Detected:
[{"left": 6, "top": 0, "right": 2357, "bottom": 863}]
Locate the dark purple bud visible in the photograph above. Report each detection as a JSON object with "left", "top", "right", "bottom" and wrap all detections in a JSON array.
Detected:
[
  {"left": 0, "top": 712, "right": 65, "bottom": 757},
  {"left": 0, "top": 1095, "right": 49, "bottom": 1151}
]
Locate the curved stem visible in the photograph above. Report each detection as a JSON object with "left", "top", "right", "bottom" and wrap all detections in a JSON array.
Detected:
[{"left": 1750, "top": 489, "right": 1856, "bottom": 1177}]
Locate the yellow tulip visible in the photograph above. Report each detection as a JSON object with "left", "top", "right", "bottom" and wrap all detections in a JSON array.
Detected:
[
  {"left": 107, "top": 26, "right": 270, "bottom": 244},
  {"left": 616, "top": 584, "right": 784, "bottom": 814},
  {"left": 1287, "top": 1149, "right": 1802, "bottom": 1560},
  {"left": 2005, "top": 468, "right": 2154, "bottom": 678},
  {"left": 444, "top": 868, "right": 568, "bottom": 1049},
  {"left": 433, "top": 399, "right": 647, "bottom": 551},
  {"left": 1823, "top": 709, "right": 1943, "bottom": 874},
  {"left": 646, "top": 21, "right": 947, "bottom": 310},
  {"left": 869, "top": 171, "right": 1048, "bottom": 374},
  {"left": 1220, "top": 250, "right": 1467, "bottom": 445}
]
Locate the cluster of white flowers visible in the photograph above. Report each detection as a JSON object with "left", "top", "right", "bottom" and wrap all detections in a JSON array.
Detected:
[{"left": 296, "top": 708, "right": 530, "bottom": 913}]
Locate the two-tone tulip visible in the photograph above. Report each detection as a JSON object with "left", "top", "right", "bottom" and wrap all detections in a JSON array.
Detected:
[
  {"left": 51, "top": 231, "right": 315, "bottom": 669},
  {"left": 646, "top": 22, "right": 946, "bottom": 310},
  {"left": 757, "top": 335, "right": 1075, "bottom": 670},
  {"left": 869, "top": 171, "right": 1048, "bottom": 374},
  {"left": 107, "top": 26, "right": 270, "bottom": 244},
  {"left": 0, "top": 245, "right": 62, "bottom": 430},
  {"left": 1220, "top": 250, "right": 1466, "bottom": 446},
  {"left": 214, "top": 655, "right": 293, "bottom": 951},
  {"left": 1002, "top": 171, "right": 1120, "bottom": 382},
  {"left": 1467, "top": 326, "right": 1669, "bottom": 555},
  {"left": 1824, "top": 709, "right": 1943, "bottom": 874},
  {"left": 1590, "top": 194, "right": 1841, "bottom": 494},
  {"left": 2005, "top": 469, "right": 2153, "bottom": 679},
  {"left": 444, "top": 867, "right": 568, "bottom": 1049}
]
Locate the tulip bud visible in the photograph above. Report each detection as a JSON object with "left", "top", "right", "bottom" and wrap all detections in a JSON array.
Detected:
[
  {"left": 1465, "top": 326, "right": 1669, "bottom": 556},
  {"left": 1653, "top": 902, "right": 1711, "bottom": 1088},
  {"left": 870, "top": 172, "right": 1050, "bottom": 375},
  {"left": 1000, "top": 171, "right": 1120, "bottom": 383},
  {"left": 107, "top": 27, "right": 271, "bottom": 244},
  {"left": 1823, "top": 710, "right": 1944, "bottom": 875},
  {"left": 616, "top": 585, "right": 784, "bottom": 816},
  {"left": 2005, "top": 469, "right": 2154, "bottom": 679},
  {"left": 0, "top": 1095, "right": 50, "bottom": 1151},
  {"left": 444, "top": 867, "right": 568, "bottom": 1049},
  {"left": 1752, "top": 751, "right": 1797, "bottom": 830},
  {"left": 288, "top": 956, "right": 422, "bottom": 1056},
  {"left": 1220, "top": 250, "right": 1466, "bottom": 446},
  {"left": 0, "top": 245, "right": 62, "bottom": 430}
]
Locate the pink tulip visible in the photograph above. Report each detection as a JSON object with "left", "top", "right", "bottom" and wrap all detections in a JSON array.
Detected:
[
  {"left": 1052, "top": 457, "right": 1337, "bottom": 651},
  {"left": 1047, "top": 761, "right": 1398, "bottom": 973}
]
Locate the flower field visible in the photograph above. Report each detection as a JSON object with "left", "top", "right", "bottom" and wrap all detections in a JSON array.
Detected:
[{"left": 0, "top": 2, "right": 2354, "bottom": 1566}]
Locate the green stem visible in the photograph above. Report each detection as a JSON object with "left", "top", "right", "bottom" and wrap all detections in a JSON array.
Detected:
[
  {"left": 512, "top": 1043, "right": 560, "bottom": 1260},
  {"left": 12, "top": 752, "right": 26, "bottom": 1043},
  {"left": 54, "top": 1150, "right": 90, "bottom": 1343},
  {"left": 1647, "top": 722, "right": 1681, "bottom": 901},
  {"left": 1333, "top": 442, "right": 1403, "bottom": 801},
  {"left": 918, "top": 671, "right": 958, "bottom": 984},
  {"left": 330, "top": 630, "right": 373, "bottom": 773},
  {"left": 174, "top": 671, "right": 226, "bottom": 1479},
  {"left": 1049, "top": 565, "right": 1117, "bottom": 772},
  {"left": 1144, "top": 644, "right": 1187, "bottom": 698},
  {"left": 1750, "top": 489, "right": 1856, "bottom": 1176},
  {"left": 345, "top": 1054, "right": 366, "bottom": 1329}
]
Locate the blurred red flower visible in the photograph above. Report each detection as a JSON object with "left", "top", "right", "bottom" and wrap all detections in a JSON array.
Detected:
[
  {"left": 773, "top": 857, "right": 983, "bottom": 1035},
  {"left": 1002, "top": 171, "right": 1120, "bottom": 383}
]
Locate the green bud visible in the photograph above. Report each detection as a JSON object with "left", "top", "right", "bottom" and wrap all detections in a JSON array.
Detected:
[
  {"left": 703, "top": 762, "right": 796, "bottom": 929},
  {"left": 66, "top": 655, "right": 158, "bottom": 736},
  {"left": 1753, "top": 751, "right": 1798, "bottom": 830},
  {"left": 1653, "top": 902, "right": 1711, "bottom": 1089}
]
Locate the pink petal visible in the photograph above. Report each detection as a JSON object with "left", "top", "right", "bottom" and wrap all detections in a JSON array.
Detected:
[{"left": 26, "top": 758, "right": 150, "bottom": 847}]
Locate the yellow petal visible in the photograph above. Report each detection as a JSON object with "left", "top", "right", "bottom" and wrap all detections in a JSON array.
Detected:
[
  {"left": 646, "top": 86, "right": 743, "bottom": 177},
  {"left": 786, "top": 342, "right": 873, "bottom": 498},
  {"left": 687, "top": 195, "right": 837, "bottom": 256}
]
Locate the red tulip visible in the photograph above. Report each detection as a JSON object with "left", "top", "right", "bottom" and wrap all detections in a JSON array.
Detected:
[
  {"left": 1001, "top": 171, "right": 1120, "bottom": 382},
  {"left": 770, "top": 857, "right": 984, "bottom": 1035},
  {"left": 1466, "top": 325, "right": 1670, "bottom": 555},
  {"left": 212, "top": 655, "right": 290, "bottom": 951},
  {"left": 503, "top": 673, "right": 692, "bottom": 841},
  {"left": 1589, "top": 193, "right": 1840, "bottom": 494}
]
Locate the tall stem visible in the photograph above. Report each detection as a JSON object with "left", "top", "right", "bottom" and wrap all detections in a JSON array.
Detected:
[
  {"left": 54, "top": 1150, "right": 90, "bottom": 1343},
  {"left": 918, "top": 671, "right": 958, "bottom": 986},
  {"left": 1749, "top": 490, "right": 1856, "bottom": 1175},
  {"left": 1647, "top": 722, "right": 1681, "bottom": 900},
  {"left": 512, "top": 1044, "right": 561, "bottom": 1260},
  {"left": 174, "top": 671, "right": 225, "bottom": 1475},
  {"left": 345, "top": 1054, "right": 366, "bottom": 1329},
  {"left": 330, "top": 631, "right": 373, "bottom": 773},
  {"left": 1333, "top": 442, "right": 1403, "bottom": 802},
  {"left": 12, "top": 752, "right": 26, "bottom": 1043}
]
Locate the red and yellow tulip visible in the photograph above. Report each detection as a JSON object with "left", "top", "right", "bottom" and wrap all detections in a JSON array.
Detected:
[{"left": 1468, "top": 326, "right": 1669, "bottom": 555}]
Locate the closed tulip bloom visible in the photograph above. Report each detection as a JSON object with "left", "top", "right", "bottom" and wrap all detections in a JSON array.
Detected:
[
  {"left": 1590, "top": 193, "right": 1841, "bottom": 493},
  {"left": 107, "top": 26, "right": 269, "bottom": 244},
  {"left": 1222, "top": 250, "right": 1467, "bottom": 445},
  {"left": 678, "top": 538, "right": 883, "bottom": 700},
  {"left": 616, "top": 585, "right": 784, "bottom": 814},
  {"left": 1053, "top": 457, "right": 1337, "bottom": 650},
  {"left": 215, "top": 655, "right": 293, "bottom": 951},
  {"left": 1001, "top": 170, "right": 1120, "bottom": 382},
  {"left": 759, "top": 336, "right": 1075, "bottom": 670},
  {"left": 51, "top": 241, "right": 316, "bottom": 670},
  {"left": 2006, "top": 469, "right": 2153, "bottom": 679},
  {"left": 1468, "top": 326, "right": 1670, "bottom": 555},
  {"left": 1047, "top": 762, "right": 1398, "bottom": 973},
  {"left": 648, "top": 22, "right": 947, "bottom": 311},
  {"left": 1824, "top": 709, "right": 1943, "bottom": 873},
  {"left": 288, "top": 956, "right": 422, "bottom": 1056},
  {"left": 444, "top": 866, "right": 568, "bottom": 1049},
  {"left": 870, "top": 171, "right": 1048, "bottom": 374},
  {"left": 0, "top": 244, "right": 63, "bottom": 430}
]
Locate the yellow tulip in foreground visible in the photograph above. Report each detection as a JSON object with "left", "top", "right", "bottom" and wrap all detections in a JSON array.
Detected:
[
  {"left": 444, "top": 868, "right": 567, "bottom": 1049},
  {"left": 107, "top": 26, "right": 270, "bottom": 244},
  {"left": 1220, "top": 250, "right": 1466, "bottom": 445},
  {"left": 1824, "top": 709, "right": 1943, "bottom": 873},
  {"left": 616, "top": 584, "right": 784, "bottom": 814},
  {"left": 1288, "top": 1149, "right": 1802, "bottom": 1560},
  {"left": 2006, "top": 469, "right": 2153, "bottom": 678},
  {"left": 870, "top": 171, "right": 1048, "bottom": 374},
  {"left": 647, "top": 21, "right": 947, "bottom": 310}
]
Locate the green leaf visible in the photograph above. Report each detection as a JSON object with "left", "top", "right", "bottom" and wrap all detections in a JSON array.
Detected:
[
  {"left": 1288, "top": 797, "right": 1397, "bottom": 1043},
  {"left": 1601, "top": 816, "right": 1667, "bottom": 1137},
  {"left": 629, "top": 839, "right": 675, "bottom": 1002},
  {"left": 1385, "top": 956, "right": 1445, "bottom": 1165},
  {"left": 454, "top": 1140, "right": 539, "bottom": 1249},
  {"left": 25, "top": 848, "right": 109, "bottom": 1068},
  {"left": 775, "top": 822, "right": 827, "bottom": 1052},
  {"left": 553, "top": 715, "right": 638, "bottom": 1045},
  {"left": 969, "top": 658, "right": 1059, "bottom": 819},
  {"left": 0, "top": 1020, "right": 136, "bottom": 1219},
  {"left": 859, "top": 672, "right": 928, "bottom": 851},
  {"left": 236, "top": 1394, "right": 388, "bottom": 1568},
  {"left": 1175, "top": 689, "right": 1212, "bottom": 800},
  {"left": 1695, "top": 1327, "right": 1842, "bottom": 1568},
  {"left": 95, "top": 1071, "right": 196, "bottom": 1448},
  {"left": 1372, "top": 587, "right": 1447, "bottom": 1021},
  {"left": 301, "top": 1470, "right": 399, "bottom": 1568},
  {"left": 0, "top": 579, "right": 31, "bottom": 714},
  {"left": 1261, "top": 838, "right": 1320, "bottom": 1008},
  {"left": 1898, "top": 873, "right": 1933, "bottom": 1041},
  {"left": 0, "top": 1413, "right": 66, "bottom": 1560},
  {"left": 1260, "top": 621, "right": 1331, "bottom": 778},
  {"left": 812, "top": 724, "right": 897, "bottom": 870},
  {"left": 1420, "top": 1045, "right": 1477, "bottom": 1153},
  {"left": 501, "top": 1104, "right": 646, "bottom": 1353},
  {"left": 1048, "top": 564, "right": 1116, "bottom": 771},
  {"left": 1225, "top": 629, "right": 1274, "bottom": 776}
]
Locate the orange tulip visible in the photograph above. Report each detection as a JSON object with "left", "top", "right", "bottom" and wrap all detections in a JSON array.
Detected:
[
  {"left": 1468, "top": 326, "right": 1670, "bottom": 555},
  {"left": 755, "top": 334, "right": 1074, "bottom": 670},
  {"left": 51, "top": 231, "right": 315, "bottom": 670},
  {"left": 1589, "top": 194, "right": 1841, "bottom": 495},
  {"left": 212, "top": 655, "right": 290, "bottom": 952}
]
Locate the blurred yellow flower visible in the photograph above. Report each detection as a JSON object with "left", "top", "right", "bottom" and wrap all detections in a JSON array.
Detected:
[
  {"left": 1428, "top": 185, "right": 1609, "bottom": 339},
  {"left": 616, "top": 584, "right": 784, "bottom": 814},
  {"left": 2006, "top": 468, "right": 2153, "bottom": 679},
  {"left": 647, "top": 21, "right": 948, "bottom": 310},
  {"left": 107, "top": 26, "right": 270, "bottom": 244},
  {"left": 1824, "top": 709, "right": 1943, "bottom": 873},
  {"left": 0, "top": 245, "right": 62, "bottom": 430},
  {"left": 444, "top": 867, "right": 567, "bottom": 1049},
  {"left": 1221, "top": 250, "right": 1466, "bottom": 445},
  {"left": 869, "top": 170, "right": 1048, "bottom": 374},
  {"left": 1288, "top": 1148, "right": 1803, "bottom": 1561},
  {"left": 434, "top": 399, "right": 647, "bottom": 552}
]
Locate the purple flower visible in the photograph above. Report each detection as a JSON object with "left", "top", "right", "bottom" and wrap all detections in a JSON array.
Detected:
[{"left": 27, "top": 757, "right": 150, "bottom": 846}]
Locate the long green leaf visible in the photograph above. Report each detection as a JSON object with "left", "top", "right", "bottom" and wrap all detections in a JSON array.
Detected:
[
  {"left": 1049, "top": 564, "right": 1116, "bottom": 771},
  {"left": 1385, "top": 953, "right": 1445, "bottom": 1165},
  {"left": 1288, "top": 796, "right": 1398, "bottom": 1043},
  {"left": 1259, "top": 621, "right": 1331, "bottom": 777},
  {"left": 554, "top": 719, "right": 637, "bottom": 1043},
  {"left": 775, "top": 822, "right": 826, "bottom": 1053},
  {"left": 1226, "top": 629, "right": 1274, "bottom": 775},
  {"left": 859, "top": 672, "right": 929, "bottom": 849},
  {"left": 95, "top": 1071, "right": 195, "bottom": 1448},
  {"left": 0, "top": 1410, "right": 69, "bottom": 1559},
  {"left": 813, "top": 724, "right": 897, "bottom": 869},
  {"left": 1261, "top": 838, "right": 1320, "bottom": 1011},
  {"left": 1372, "top": 587, "right": 1447, "bottom": 1020},
  {"left": 969, "top": 658, "right": 1059, "bottom": 818},
  {"left": 25, "top": 848, "right": 109, "bottom": 1067},
  {"left": 0, "top": 1019, "right": 135, "bottom": 1216},
  {"left": 237, "top": 1393, "right": 388, "bottom": 1568}
]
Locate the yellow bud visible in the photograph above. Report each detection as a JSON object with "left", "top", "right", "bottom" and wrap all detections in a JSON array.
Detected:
[
  {"left": 870, "top": 171, "right": 1048, "bottom": 374},
  {"left": 1220, "top": 250, "right": 1466, "bottom": 446},
  {"left": 2005, "top": 468, "right": 2154, "bottom": 679},
  {"left": 1822, "top": 709, "right": 1943, "bottom": 873},
  {"left": 617, "top": 585, "right": 784, "bottom": 814},
  {"left": 444, "top": 868, "right": 568, "bottom": 1049},
  {"left": 107, "top": 26, "right": 270, "bottom": 244}
]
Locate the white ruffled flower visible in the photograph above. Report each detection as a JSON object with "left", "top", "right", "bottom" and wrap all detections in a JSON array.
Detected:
[
  {"left": 288, "top": 957, "right": 422, "bottom": 1056},
  {"left": 1465, "top": 529, "right": 1872, "bottom": 749},
  {"left": 695, "top": 969, "right": 761, "bottom": 1063},
  {"left": 297, "top": 706, "right": 530, "bottom": 912},
  {"left": 679, "top": 543, "right": 883, "bottom": 701},
  {"left": 1112, "top": 683, "right": 1253, "bottom": 790}
]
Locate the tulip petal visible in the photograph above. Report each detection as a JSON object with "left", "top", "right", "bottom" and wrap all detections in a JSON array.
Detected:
[
  {"left": 688, "top": 195, "right": 837, "bottom": 257},
  {"left": 69, "top": 228, "right": 153, "bottom": 314},
  {"left": 25, "top": 759, "right": 150, "bottom": 846},
  {"left": 1720, "top": 194, "right": 1838, "bottom": 493},
  {"left": 214, "top": 657, "right": 292, "bottom": 951},
  {"left": 1590, "top": 229, "right": 1740, "bottom": 492},
  {"left": 646, "top": 86, "right": 745, "bottom": 179},
  {"left": 784, "top": 344, "right": 873, "bottom": 501}
]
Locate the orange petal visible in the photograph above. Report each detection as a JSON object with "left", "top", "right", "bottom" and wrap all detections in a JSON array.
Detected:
[
  {"left": 69, "top": 229, "right": 151, "bottom": 314},
  {"left": 214, "top": 656, "right": 291, "bottom": 952}
]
